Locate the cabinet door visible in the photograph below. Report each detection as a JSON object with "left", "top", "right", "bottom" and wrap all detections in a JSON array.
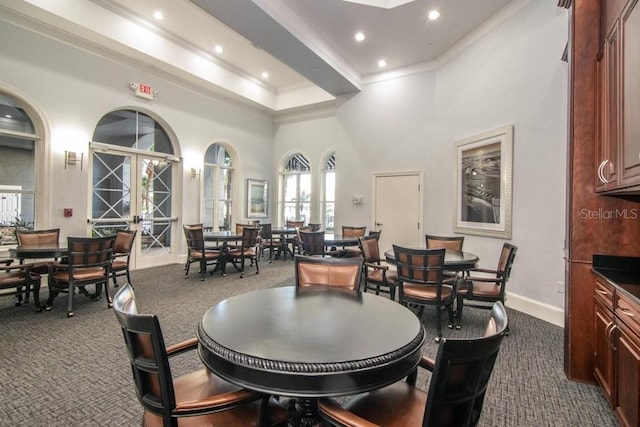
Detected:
[
  {"left": 596, "top": 25, "right": 620, "bottom": 191},
  {"left": 594, "top": 300, "right": 616, "bottom": 405},
  {"left": 615, "top": 320, "right": 640, "bottom": 427},
  {"left": 620, "top": 0, "right": 640, "bottom": 188}
]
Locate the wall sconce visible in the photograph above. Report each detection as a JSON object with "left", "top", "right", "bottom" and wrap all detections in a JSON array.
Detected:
[
  {"left": 190, "top": 168, "right": 201, "bottom": 180},
  {"left": 65, "top": 151, "right": 84, "bottom": 170}
]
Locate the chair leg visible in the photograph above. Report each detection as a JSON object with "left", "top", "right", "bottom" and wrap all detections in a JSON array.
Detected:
[
  {"left": 435, "top": 304, "right": 442, "bottom": 342},
  {"left": 456, "top": 295, "right": 465, "bottom": 329},
  {"left": 104, "top": 280, "right": 112, "bottom": 308},
  {"left": 67, "top": 283, "right": 74, "bottom": 318}
]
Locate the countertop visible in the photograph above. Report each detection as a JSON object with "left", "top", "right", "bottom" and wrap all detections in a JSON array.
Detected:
[{"left": 593, "top": 255, "right": 640, "bottom": 301}]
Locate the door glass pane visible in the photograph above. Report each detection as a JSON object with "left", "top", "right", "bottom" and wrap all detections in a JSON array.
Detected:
[
  {"left": 93, "top": 110, "right": 173, "bottom": 154},
  {"left": 140, "top": 158, "right": 172, "bottom": 253},
  {"left": 92, "top": 152, "right": 131, "bottom": 220},
  {"left": 91, "top": 152, "right": 132, "bottom": 236},
  {"left": 0, "top": 95, "right": 34, "bottom": 134},
  {"left": 300, "top": 173, "right": 311, "bottom": 202},
  {"left": 203, "top": 164, "right": 214, "bottom": 226},
  {"left": 284, "top": 175, "right": 297, "bottom": 202}
]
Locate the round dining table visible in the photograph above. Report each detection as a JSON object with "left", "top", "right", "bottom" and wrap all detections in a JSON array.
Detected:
[{"left": 197, "top": 286, "right": 425, "bottom": 426}]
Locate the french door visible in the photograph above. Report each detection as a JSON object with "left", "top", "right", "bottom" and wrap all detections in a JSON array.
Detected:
[{"left": 89, "top": 143, "right": 178, "bottom": 269}]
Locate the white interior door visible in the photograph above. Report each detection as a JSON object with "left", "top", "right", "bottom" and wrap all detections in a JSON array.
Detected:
[
  {"left": 373, "top": 172, "right": 423, "bottom": 255},
  {"left": 90, "top": 147, "right": 178, "bottom": 269}
]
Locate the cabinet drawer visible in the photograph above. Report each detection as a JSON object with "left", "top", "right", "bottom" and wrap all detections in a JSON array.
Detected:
[
  {"left": 595, "top": 276, "right": 616, "bottom": 309},
  {"left": 616, "top": 292, "right": 640, "bottom": 332}
]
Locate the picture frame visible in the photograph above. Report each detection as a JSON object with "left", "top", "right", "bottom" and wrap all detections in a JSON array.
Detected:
[
  {"left": 247, "top": 179, "right": 268, "bottom": 218},
  {"left": 454, "top": 125, "right": 513, "bottom": 239}
]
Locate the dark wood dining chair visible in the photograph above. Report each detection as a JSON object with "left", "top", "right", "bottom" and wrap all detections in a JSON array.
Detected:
[
  {"left": 340, "top": 225, "right": 367, "bottom": 257},
  {"left": 183, "top": 224, "right": 221, "bottom": 281},
  {"left": 456, "top": 243, "right": 517, "bottom": 330},
  {"left": 46, "top": 235, "right": 115, "bottom": 317},
  {"left": 0, "top": 258, "right": 40, "bottom": 310},
  {"left": 227, "top": 226, "right": 260, "bottom": 277},
  {"left": 112, "top": 284, "right": 289, "bottom": 427},
  {"left": 297, "top": 229, "right": 328, "bottom": 256},
  {"left": 359, "top": 234, "right": 398, "bottom": 300},
  {"left": 295, "top": 255, "right": 363, "bottom": 292},
  {"left": 286, "top": 220, "right": 305, "bottom": 255},
  {"left": 425, "top": 234, "right": 465, "bottom": 252},
  {"left": 318, "top": 301, "right": 509, "bottom": 427},
  {"left": 393, "top": 245, "right": 456, "bottom": 342},
  {"left": 111, "top": 229, "right": 136, "bottom": 287},
  {"left": 258, "top": 223, "right": 281, "bottom": 262},
  {"left": 15, "top": 228, "right": 60, "bottom": 274}
]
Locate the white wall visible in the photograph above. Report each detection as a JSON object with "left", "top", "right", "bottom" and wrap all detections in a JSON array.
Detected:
[
  {"left": 0, "top": 21, "right": 275, "bottom": 250},
  {"left": 273, "top": 0, "right": 568, "bottom": 323}
]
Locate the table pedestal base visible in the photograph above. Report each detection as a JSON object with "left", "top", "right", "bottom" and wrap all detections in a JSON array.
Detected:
[{"left": 285, "top": 398, "right": 324, "bottom": 427}]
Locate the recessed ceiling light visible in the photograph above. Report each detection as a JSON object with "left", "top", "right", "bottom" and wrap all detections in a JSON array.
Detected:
[
  {"left": 428, "top": 10, "right": 440, "bottom": 20},
  {"left": 355, "top": 32, "right": 365, "bottom": 42},
  {"left": 261, "top": 71, "right": 269, "bottom": 79},
  {"left": 378, "top": 59, "right": 387, "bottom": 68},
  {"left": 4, "top": 114, "right": 12, "bottom": 118},
  {"left": 153, "top": 10, "right": 164, "bottom": 20},
  {"left": 214, "top": 45, "right": 223, "bottom": 54}
]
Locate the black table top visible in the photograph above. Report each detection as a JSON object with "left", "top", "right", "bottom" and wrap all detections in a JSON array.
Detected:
[
  {"left": 198, "top": 286, "right": 425, "bottom": 398},
  {"left": 323, "top": 233, "right": 359, "bottom": 247},
  {"left": 384, "top": 247, "right": 479, "bottom": 270},
  {"left": 10, "top": 245, "right": 68, "bottom": 259},
  {"left": 203, "top": 231, "right": 242, "bottom": 242}
]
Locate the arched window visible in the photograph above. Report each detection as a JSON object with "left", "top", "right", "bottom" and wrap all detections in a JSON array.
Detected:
[
  {"left": 203, "top": 144, "right": 233, "bottom": 230},
  {"left": 322, "top": 151, "right": 336, "bottom": 231},
  {"left": 282, "top": 153, "right": 311, "bottom": 225},
  {"left": 0, "top": 93, "right": 39, "bottom": 242}
]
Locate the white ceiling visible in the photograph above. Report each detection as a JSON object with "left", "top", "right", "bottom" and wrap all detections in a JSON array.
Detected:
[{"left": 0, "top": 0, "right": 522, "bottom": 112}]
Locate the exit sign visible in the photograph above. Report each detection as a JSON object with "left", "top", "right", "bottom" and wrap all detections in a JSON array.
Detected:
[{"left": 135, "top": 83, "right": 154, "bottom": 100}]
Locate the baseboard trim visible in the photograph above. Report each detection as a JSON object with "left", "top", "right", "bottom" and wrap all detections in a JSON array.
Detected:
[{"left": 506, "top": 292, "right": 564, "bottom": 328}]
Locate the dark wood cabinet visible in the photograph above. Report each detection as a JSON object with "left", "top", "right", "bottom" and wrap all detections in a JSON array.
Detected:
[
  {"left": 619, "top": 0, "right": 640, "bottom": 188},
  {"left": 593, "top": 271, "right": 640, "bottom": 427},
  {"left": 596, "top": 0, "right": 640, "bottom": 193},
  {"left": 594, "top": 277, "right": 616, "bottom": 404},
  {"left": 614, "top": 291, "right": 640, "bottom": 427},
  {"left": 595, "top": 26, "right": 620, "bottom": 191}
]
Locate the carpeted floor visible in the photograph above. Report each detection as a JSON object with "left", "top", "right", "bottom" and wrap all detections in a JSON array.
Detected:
[{"left": 0, "top": 260, "right": 618, "bottom": 426}]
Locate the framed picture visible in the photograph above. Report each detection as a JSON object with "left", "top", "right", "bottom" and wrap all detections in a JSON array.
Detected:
[
  {"left": 247, "top": 179, "right": 268, "bottom": 218},
  {"left": 454, "top": 125, "right": 513, "bottom": 239}
]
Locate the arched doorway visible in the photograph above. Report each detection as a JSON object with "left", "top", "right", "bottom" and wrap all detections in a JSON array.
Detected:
[{"left": 89, "top": 109, "right": 180, "bottom": 269}]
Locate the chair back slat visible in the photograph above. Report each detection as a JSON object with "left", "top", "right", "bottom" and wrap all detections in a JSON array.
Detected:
[
  {"left": 358, "top": 235, "right": 381, "bottom": 264},
  {"left": 342, "top": 226, "right": 367, "bottom": 238},
  {"left": 113, "top": 284, "right": 176, "bottom": 423},
  {"left": 114, "top": 229, "right": 137, "bottom": 254},
  {"left": 425, "top": 234, "right": 464, "bottom": 252},
  {"left": 183, "top": 224, "right": 205, "bottom": 253},
  {"left": 295, "top": 255, "right": 363, "bottom": 292},
  {"left": 298, "top": 230, "right": 326, "bottom": 256},
  {"left": 423, "top": 302, "right": 509, "bottom": 426},
  {"left": 16, "top": 228, "right": 60, "bottom": 246},
  {"left": 393, "top": 245, "right": 445, "bottom": 285}
]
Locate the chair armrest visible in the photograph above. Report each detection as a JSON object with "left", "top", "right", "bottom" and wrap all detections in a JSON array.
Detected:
[
  {"left": 166, "top": 337, "right": 198, "bottom": 357},
  {"left": 318, "top": 398, "right": 381, "bottom": 427},
  {"left": 469, "top": 268, "right": 498, "bottom": 275},
  {"left": 465, "top": 275, "right": 502, "bottom": 283},
  {"left": 364, "top": 262, "right": 388, "bottom": 271},
  {"left": 418, "top": 355, "right": 435, "bottom": 372},
  {"left": 1, "top": 262, "right": 34, "bottom": 273},
  {"left": 174, "top": 388, "right": 259, "bottom": 415}
]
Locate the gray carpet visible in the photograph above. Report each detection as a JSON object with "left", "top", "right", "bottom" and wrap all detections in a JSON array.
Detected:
[{"left": 0, "top": 261, "right": 618, "bottom": 426}]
